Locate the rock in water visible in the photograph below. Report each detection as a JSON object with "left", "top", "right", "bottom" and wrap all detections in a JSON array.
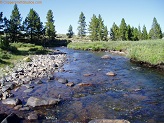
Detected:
[
  {"left": 26, "top": 97, "right": 60, "bottom": 107},
  {"left": 27, "top": 112, "right": 38, "bottom": 120},
  {"left": 89, "top": 119, "right": 130, "bottom": 123},
  {"left": 101, "top": 55, "right": 111, "bottom": 59},
  {"left": 2, "top": 98, "right": 22, "bottom": 105},
  {"left": 1, "top": 113, "right": 20, "bottom": 123},
  {"left": 106, "top": 72, "right": 116, "bottom": 76},
  {"left": 57, "top": 78, "right": 68, "bottom": 84}
]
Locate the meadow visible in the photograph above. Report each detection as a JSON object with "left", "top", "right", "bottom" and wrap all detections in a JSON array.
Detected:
[{"left": 68, "top": 39, "right": 164, "bottom": 66}]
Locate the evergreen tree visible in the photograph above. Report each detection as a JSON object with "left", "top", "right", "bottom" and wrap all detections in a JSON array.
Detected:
[
  {"left": 77, "top": 12, "right": 86, "bottom": 38},
  {"left": 66, "top": 25, "right": 74, "bottom": 38},
  {"left": 88, "top": 14, "right": 99, "bottom": 41},
  {"left": 8, "top": 4, "right": 22, "bottom": 42},
  {"left": 45, "top": 10, "right": 56, "bottom": 40},
  {"left": 125, "top": 24, "right": 132, "bottom": 40},
  {"left": 119, "top": 18, "right": 127, "bottom": 41},
  {"left": 103, "top": 26, "right": 108, "bottom": 41},
  {"left": 110, "top": 22, "right": 119, "bottom": 41},
  {"left": 0, "top": 12, "right": 3, "bottom": 32},
  {"left": 138, "top": 25, "right": 142, "bottom": 40},
  {"left": 24, "top": 9, "right": 43, "bottom": 42},
  {"left": 132, "top": 27, "right": 139, "bottom": 41},
  {"left": 149, "top": 17, "right": 162, "bottom": 39},
  {"left": 97, "top": 14, "right": 105, "bottom": 41},
  {"left": 142, "top": 25, "right": 148, "bottom": 40}
]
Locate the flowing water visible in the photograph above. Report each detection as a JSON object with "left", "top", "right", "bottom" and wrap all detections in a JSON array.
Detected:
[{"left": 1, "top": 47, "right": 164, "bottom": 123}]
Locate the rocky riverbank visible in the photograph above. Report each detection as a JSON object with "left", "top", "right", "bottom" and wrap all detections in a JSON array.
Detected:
[{"left": 0, "top": 50, "right": 67, "bottom": 122}]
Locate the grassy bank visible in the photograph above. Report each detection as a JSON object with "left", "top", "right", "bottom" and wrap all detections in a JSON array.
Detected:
[
  {"left": 0, "top": 43, "right": 49, "bottom": 68},
  {"left": 68, "top": 40, "right": 164, "bottom": 66}
]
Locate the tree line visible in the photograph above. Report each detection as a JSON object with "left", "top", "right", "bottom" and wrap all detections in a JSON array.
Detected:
[{"left": 0, "top": 4, "right": 163, "bottom": 46}]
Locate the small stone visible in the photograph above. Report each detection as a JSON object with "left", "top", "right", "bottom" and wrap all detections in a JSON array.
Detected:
[
  {"left": 78, "top": 83, "right": 93, "bottom": 87},
  {"left": 101, "top": 55, "right": 111, "bottom": 59},
  {"left": 83, "top": 73, "right": 93, "bottom": 77},
  {"left": 48, "top": 75, "right": 54, "bottom": 80},
  {"left": 35, "top": 80, "right": 43, "bottom": 84},
  {"left": 27, "top": 112, "right": 38, "bottom": 120},
  {"left": 14, "top": 105, "right": 22, "bottom": 110},
  {"left": 66, "top": 82, "right": 74, "bottom": 87},
  {"left": 57, "top": 78, "right": 68, "bottom": 84},
  {"left": 19, "top": 107, "right": 30, "bottom": 111},
  {"left": 24, "top": 88, "right": 33, "bottom": 93},
  {"left": 106, "top": 72, "right": 116, "bottom": 76}
]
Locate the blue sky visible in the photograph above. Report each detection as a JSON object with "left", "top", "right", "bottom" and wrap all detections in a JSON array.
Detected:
[{"left": 0, "top": 0, "right": 164, "bottom": 34}]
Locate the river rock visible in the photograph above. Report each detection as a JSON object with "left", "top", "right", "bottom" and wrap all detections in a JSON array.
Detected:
[
  {"left": 26, "top": 97, "right": 60, "bottom": 107},
  {"left": 14, "top": 105, "right": 22, "bottom": 110},
  {"left": 78, "top": 83, "right": 93, "bottom": 87},
  {"left": 89, "top": 119, "right": 130, "bottom": 123},
  {"left": 1, "top": 113, "right": 20, "bottom": 123},
  {"left": 19, "top": 106, "right": 30, "bottom": 111},
  {"left": 57, "top": 78, "right": 68, "bottom": 84},
  {"left": 48, "top": 75, "right": 55, "bottom": 80},
  {"left": 101, "top": 55, "right": 111, "bottom": 59},
  {"left": 66, "top": 82, "right": 75, "bottom": 87},
  {"left": 27, "top": 112, "right": 38, "bottom": 120},
  {"left": 106, "top": 72, "right": 116, "bottom": 76},
  {"left": 35, "top": 80, "right": 43, "bottom": 84},
  {"left": 24, "top": 88, "right": 33, "bottom": 93},
  {"left": 2, "top": 98, "right": 22, "bottom": 105},
  {"left": 83, "top": 73, "right": 93, "bottom": 77}
]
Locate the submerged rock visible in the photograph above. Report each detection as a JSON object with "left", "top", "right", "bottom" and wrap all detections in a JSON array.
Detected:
[
  {"left": 101, "top": 55, "right": 111, "bottom": 59},
  {"left": 66, "top": 82, "right": 75, "bottom": 87},
  {"left": 106, "top": 72, "right": 117, "bottom": 76},
  {"left": 26, "top": 97, "right": 60, "bottom": 107},
  {"left": 89, "top": 119, "right": 130, "bottom": 123},
  {"left": 2, "top": 98, "right": 22, "bottom": 105}
]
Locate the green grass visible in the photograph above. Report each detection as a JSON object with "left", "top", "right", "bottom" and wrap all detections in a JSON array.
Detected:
[
  {"left": 68, "top": 39, "right": 164, "bottom": 65},
  {"left": 0, "top": 42, "right": 49, "bottom": 68}
]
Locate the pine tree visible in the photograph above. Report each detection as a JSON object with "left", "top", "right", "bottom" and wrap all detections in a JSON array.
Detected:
[
  {"left": 103, "top": 26, "right": 108, "bottom": 41},
  {"left": 149, "top": 17, "right": 162, "bottom": 39},
  {"left": 125, "top": 25, "right": 132, "bottom": 40},
  {"left": 88, "top": 14, "right": 99, "bottom": 41},
  {"left": 119, "top": 18, "right": 127, "bottom": 41},
  {"left": 138, "top": 25, "right": 142, "bottom": 40},
  {"left": 0, "top": 12, "right": 3, "bottom": 32},
  {"left": 8, "top": 4, "right": 22, "bottom": 42},
  {"left": 24, "top": 9, "right": 43, "bottom": 42},
  {"left": 45, "top": 10, "right": 56, "bottom": 40},
  {"left": 97, "top": 14, "right": 105, "bottom": 41},
  {"left": 77, "top": 12, "right": 86, "bottom": 38},
  {"left": 66, "top": 25, "right": 74, "bottom": 38},
  {"left": 142, "top": 25, "right": 148, "bottom": 40},
  {"left": 110, "top": 22, "right": 119, "bottom": 41},
  {"left": 132, "top": 27, "right": 139, "bottom": 41}
]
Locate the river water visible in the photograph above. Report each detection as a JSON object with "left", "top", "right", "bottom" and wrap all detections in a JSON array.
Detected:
[{"left": 1, "top": 47, "right": 164, "bottom": 123}]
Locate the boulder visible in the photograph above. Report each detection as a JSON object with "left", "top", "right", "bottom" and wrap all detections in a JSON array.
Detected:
[
  {"left": 89, "top": 119, "right": 130, "bottom": 123},
  {"left": 2, "top": 98, "right": 22, "bottom": 105},
  {"left": 26, "top": 97, "right": 60, "bottom": 107},
  {"left": 23, "top": 57, "right": 32, "bottom": 62},
  {"left": 106, "top": 72, "right": 116, "bottom": 76},
  {"left": 27, "top": 112, "right": 38, "bottom": 120},
  {"left": 101, "top": 55, "right": 111, "bottom": 59},
  {"left": 66, "top": 82, "right": 75, "bottom": 87},
  {"left": 1, "top": 113, "right": 20, "bottom": 123},
  {"left": 57, "top": 78, "right": 68, "bottom": 84}
]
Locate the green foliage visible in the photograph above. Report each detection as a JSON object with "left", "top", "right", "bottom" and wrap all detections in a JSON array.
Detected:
[
  {"left": 77, "top": 12, "right": 86, "bottom": 38},
  {"left": 0, "top": 12, "right": 4, "bottom": 31},
  {"left": 142, "top": 25, "right": 148, "bottom": 40},
  {"left": 68, "top": 39, "right": 164, "bottom": 65},
  {"left": 45, "top": 10, "right": 56, "bottom": 40},
  {"left": 8, "top": 4, "right": 22, "bottom": 42},
  {"left": 0, "top": 36, "right": 9, "bottom": 50},
  {"left": 66, "top": 25, "right": 74, "bottom": 38},
  {"left": 110, "top": 23, "right": 120, "bottom": 41},
  {"left": 119, "top": 18, "right": 127, "bottom": 41},
  {"left": 23, "top": 8, "right": 44, "bottom": 42},
  {"left": 149, "top": 17, "right": 162, "bottom": 39},
  {"left": 88, "top": 14, "right": 108, "bottom": 41}
]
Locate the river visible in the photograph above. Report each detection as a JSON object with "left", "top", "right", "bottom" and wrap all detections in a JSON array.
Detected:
[{"left": 1, "top": 47, "right": 164, "bottom": 123}]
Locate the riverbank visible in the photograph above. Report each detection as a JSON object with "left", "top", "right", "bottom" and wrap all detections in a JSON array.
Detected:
[{"left": 67, "top": 39, "right": 164, "bottom": 70}]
